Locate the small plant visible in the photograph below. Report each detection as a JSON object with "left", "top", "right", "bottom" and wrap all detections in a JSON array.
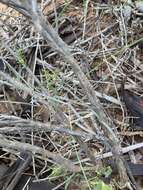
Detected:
[
  {"left": 16, "top": 48, "right": 26, "bottom": 65},
  {"left": 42, "top": 69, "right": 60, "bottom": 93},
  {"left": 49, "top": 166, "right": 63, "bottom": 178},
  {"left": 90, "top": 180, "right": 112, "bottom": 190}
]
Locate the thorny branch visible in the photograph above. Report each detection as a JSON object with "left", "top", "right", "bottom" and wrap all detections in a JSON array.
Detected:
[
  {"left": 0, "top": 114, "right": 95, "bottom": 139},
  {"left": 0, "top": 134, "right": 80, "bottom": 172}
]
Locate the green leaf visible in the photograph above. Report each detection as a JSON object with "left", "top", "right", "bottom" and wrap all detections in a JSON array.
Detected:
[
  {"left": 94, "top": 181, "right": 112, "bottom": 190},
  {"left": 48, "top": 166, "right": 63, "bottom": 178}
]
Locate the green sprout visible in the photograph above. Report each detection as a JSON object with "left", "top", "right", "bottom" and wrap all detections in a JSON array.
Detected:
[
  {"left": 48, "top": 166, "right": 64, "bottom": 179},
  {"left": 43, "top": 69, "right": 60, "bottom": 93},
  {"left": 16, "top": 48, "right": 26, "bottom": 65}
]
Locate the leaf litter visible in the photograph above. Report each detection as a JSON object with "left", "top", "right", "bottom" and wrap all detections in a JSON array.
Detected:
[{"left": 1, "top": 0, "right": 143, "bottom": 189}]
